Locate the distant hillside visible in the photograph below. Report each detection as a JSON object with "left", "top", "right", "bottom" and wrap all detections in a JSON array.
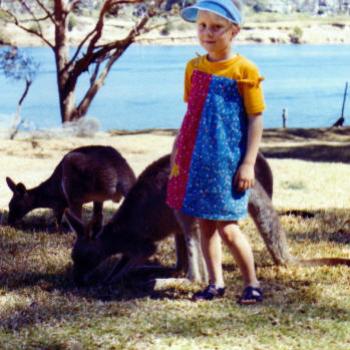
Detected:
[
  {"left": 1, "top": 0, "right": 350, "bottom": 47},
  {"left": 166, "top": 0, "right": 350, "bottom": 15},
  {"left": 244, "top": 0, "right": 350, "bottom": 15},
  {"left": 1, "top": 0, "right": 349, "bottom": 15}
]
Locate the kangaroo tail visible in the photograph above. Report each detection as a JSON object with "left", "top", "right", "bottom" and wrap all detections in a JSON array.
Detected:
[{"left": 297, "top": 258, "right": 350, "bottom": 267}]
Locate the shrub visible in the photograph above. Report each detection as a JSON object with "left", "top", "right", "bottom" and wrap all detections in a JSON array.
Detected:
[
  {"left": 289, "top": 26, "right": 303, "bottom": 44},
  {"left": 160, "top": 21, "right": 174, "bottom": 36},
  {"left": 0, "top": 30, "right": 11, "bottom": 45},
  {"left": 68, "top": 15, "right": 78, "bottom": 31}
]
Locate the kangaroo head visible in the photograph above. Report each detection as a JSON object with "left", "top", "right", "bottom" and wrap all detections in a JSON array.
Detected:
[
  {"left": 65, "top": 210, "right": 107, "bottom": 285},
  {"left": 6, "top": 177, "right": 31, "bottom": 225}
]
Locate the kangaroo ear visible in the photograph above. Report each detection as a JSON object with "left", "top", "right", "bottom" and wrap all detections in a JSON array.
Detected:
[
  {"left": 64, "top": 210, "right": 87, "bottom": 238},
  {"left": 6, "top": 177, "right": 27, "bottom": 195},
  {"left": 16, "top": 183, "right": 27, "bottom": 195},
  {"left": 6, "top": 177, "right": 17, "bottom": 193}
]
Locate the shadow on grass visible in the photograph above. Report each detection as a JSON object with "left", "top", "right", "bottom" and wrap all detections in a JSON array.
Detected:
[
  {"left": 0, "top": 271, "right": 70, "bottom": 291},
  {"left": 2, "top": 273, "right": 350, "bottom": 339},
  {"left": 1, "top": 207, "right": 117, "bottom": 235},
  {"left": 0, "top": 258, "right": 185, "bottom": 300},
  {"left": 262, "top": 143, "right": 350, "bottom": 163},
  {"left": 279, "top": 209, "right": 316, "bottom": 219},
  {"left": 0, "top": 267, "right": 195, "bottom": 331},
  {"left": 260, "top": 127, "right": 350, "bottom": 163},
  {"left": 2, "top": 204, "right": 350, "bottom": 334},
  {"left": 0, "top": 210, "right": 69, "bottom": 234},
  {"left": 278, "top": 208, "right": 350, "bottom": 245},
  {"left": 109, "top": 128, "right": 177, "bottom": 137},
  {"left": 8, "top": 220, "right": 72, "bottom": 235},
  {"left": 1, "top": 248, "right": 350, "bottom": 334},
  {"left": 288, "top": 230, "right": 350, "bottom": 245},
  {"left": 263, "top": 127, "right": 350, "bottom": 143}
]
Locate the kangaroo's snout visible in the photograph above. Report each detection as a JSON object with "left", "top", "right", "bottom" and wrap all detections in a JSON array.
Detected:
[{"left": 7, "top": 211, "right": 21, "bottom": 226}]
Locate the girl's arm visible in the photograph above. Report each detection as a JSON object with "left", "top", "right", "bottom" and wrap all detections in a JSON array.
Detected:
[{"left": 234, "top": 114, "right": 263, "bottom": 192}]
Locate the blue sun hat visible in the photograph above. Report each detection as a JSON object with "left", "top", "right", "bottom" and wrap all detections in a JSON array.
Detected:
[{"left": 180, "top": 0, "right": 242, "bottom": 25}]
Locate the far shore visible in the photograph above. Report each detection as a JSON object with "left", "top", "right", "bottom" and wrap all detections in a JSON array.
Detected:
[{"left": 3, "top": 16, "right": 350, "bottom": 47}]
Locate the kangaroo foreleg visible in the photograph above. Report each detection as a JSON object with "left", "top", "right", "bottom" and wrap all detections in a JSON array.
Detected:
[
  {"left": 174, "top": 233, "right": 188, "bottom": 273},
  {"left": 53, "top": 206, "right": 65, "bottom": 232},
  {"left": 174, "top": 211, "right": 208, "bottom": 282},
  {"left": 104, "top": 254, "right": 148, "bottom": 285},
  {"left": 67, "top": 202, "right": 83, "bottom": 220},
  {"left": 92, "top": 201, "right": 103, "bottom": 236}
]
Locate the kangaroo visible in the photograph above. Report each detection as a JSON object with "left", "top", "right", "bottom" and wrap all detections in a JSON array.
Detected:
[
  {"left": 67, "top": 152, "right": 350, "bottom": 287},
  {"left": 6, "top": 145, "right": 136, "bottom": 231},
  {"left": 65, "top": 153, "right": 283, "bottom": 286}
]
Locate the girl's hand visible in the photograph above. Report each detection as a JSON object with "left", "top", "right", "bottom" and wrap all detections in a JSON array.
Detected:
[
  {"left": 170, "top": 148, "right": 177, "bottom": 169},
  {"left": 169, "top": 148, "right": 178, "bottom": 179},
  {"left": 234, "top": 163, "right": 255, "bottom": 192}
]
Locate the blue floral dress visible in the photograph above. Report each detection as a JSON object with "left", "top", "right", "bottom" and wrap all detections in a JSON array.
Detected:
[{"left": 167, "top": 69, "right": 249, "bottom": 221}]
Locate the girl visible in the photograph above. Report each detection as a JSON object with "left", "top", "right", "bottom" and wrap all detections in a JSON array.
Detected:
[{"left": 166, "top": 0, "right": 265, "bottom": 304}]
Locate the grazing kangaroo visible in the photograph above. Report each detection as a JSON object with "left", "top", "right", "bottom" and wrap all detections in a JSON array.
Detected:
[
  {"left": 67, "top": 152, "right": 350, "bottom": 286},
  {"left": 6, "top": 145, "right": 136, "bottom": 230},
  {"left": 66, "top": 153, "right": 284, "bottom": 286}
]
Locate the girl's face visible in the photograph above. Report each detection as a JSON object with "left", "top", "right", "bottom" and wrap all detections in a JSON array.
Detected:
[{"left": 196, "top": 10, "right": 239, "bottom": 61}]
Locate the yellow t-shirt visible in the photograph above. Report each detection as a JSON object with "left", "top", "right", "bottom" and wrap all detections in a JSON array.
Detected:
[{"left": 184, "top": 54, "right": 265, "bottom": 116}]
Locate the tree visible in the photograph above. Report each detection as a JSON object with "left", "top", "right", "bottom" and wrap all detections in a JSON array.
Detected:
[
  {"left": 0, "top": 46, "right": 39, "bottom": 138},
  {"left": 0, "top": 0, "right": 165, "bottom": 123}
]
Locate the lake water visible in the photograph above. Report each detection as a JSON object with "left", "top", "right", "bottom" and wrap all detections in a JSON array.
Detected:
[{"left": 0, "top": 44, "right": 349, "bottom": 131}]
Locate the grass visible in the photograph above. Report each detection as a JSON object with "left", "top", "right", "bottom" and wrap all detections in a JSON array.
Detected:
[
  {"left": 1, "top": 128, "right": 350, "bottom": 349},
  {"left": 1, "top": 203, "right": 350, "bottom": 349}
]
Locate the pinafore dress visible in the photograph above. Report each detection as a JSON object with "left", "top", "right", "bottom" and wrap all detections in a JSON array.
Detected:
[{"left": 166, "top": 69, "right": 249, "bottom": 221}]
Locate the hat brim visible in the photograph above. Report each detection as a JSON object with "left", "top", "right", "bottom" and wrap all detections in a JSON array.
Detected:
[{"left": 180, "top": 2, "right": 241, "bottom": 25}]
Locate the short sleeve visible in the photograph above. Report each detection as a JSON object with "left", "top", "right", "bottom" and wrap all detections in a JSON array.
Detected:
[
  {"left": 239, "top": 64, "right": 265, "bottom": 116},
  {"left": 183, "top": 61, "right": 193, "bottom": 103}
]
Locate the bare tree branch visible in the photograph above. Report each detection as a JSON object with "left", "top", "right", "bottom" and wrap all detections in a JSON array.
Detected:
[
  {"left": 2, "top": 8, "right": 54, "bottom": 48},
  {"left": 9, "top": 78, "right": 32, "bottom": 140},
  {"left": 33, "top": 0, "right": 56, "bottom": 24},
  {"left": 18, "top": 0, "right": 46, "bottom": 38},
  {"left": 69, "top": 0, "right": 125, "bottom": 66},
  {"left": 67, "top": 0, "right": 157, "bottom": 77},
  {"left": 74, "top": 0, "right": 165, "bottom": 117},
  {"left": 67, "top": 0, "right": 83, "bottom": 12},
  {"left": 68, "top": 26, "right": 100, "bottom": 69},
  {"left": 19, "top": 14, "right": 52, "bottom": 23},
  {"left": 1, "top": 0, "right": 167, "bottom": 122},
  {"left": 84, "top": 0, "right": 116, "bottom": 59},
  {"left": 76, "top": 46, "right": 127, "bottom": 117},
  {"left": 71, "top": 3, "right": 152, "bottom": 78},
  {"left": 89, "top": 61, "right": 101, "bottom": 87},
  {"left": 84, "top": 0, "right": 144, "bottom": 58}
]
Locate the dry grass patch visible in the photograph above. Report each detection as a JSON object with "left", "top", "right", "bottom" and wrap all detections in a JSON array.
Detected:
[
  {"left": 0, "top": 129, "right": 350, "bottom": 349},
  {"left": 0, "top": 206, "right": 349, "bottom": 350}
]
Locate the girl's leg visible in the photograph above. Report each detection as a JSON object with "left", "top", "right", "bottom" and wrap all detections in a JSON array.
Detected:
[
  {"left": 198, "top": 219, "right": 224, "bottom": 288},
  {"left": 217, "top": 221, "right": 259, "bottom": 288}
]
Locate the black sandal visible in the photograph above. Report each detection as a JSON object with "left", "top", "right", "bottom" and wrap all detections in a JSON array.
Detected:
[
  {"left": 192, "top": 284, "right": 225, "bottom": 301},
  {"left": 238, "top": 286, "right": 263, "bottom": 305}
]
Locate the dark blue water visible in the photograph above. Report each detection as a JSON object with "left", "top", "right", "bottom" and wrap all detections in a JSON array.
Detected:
[{"left": 0, "top": 45, "right": 349, "bottom": 130}]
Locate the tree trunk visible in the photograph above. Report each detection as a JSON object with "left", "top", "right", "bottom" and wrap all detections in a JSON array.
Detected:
[
  {"left": 3, "top": 0, "right": 162, "bottom": 125},
  {"left": 54, "top": 0, "right": 78, "bottom": 123}
]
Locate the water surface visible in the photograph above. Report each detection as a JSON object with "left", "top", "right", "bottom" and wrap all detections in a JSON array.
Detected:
[{"left": 0, "top": 44, "right": 349, "bottom": 130}]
